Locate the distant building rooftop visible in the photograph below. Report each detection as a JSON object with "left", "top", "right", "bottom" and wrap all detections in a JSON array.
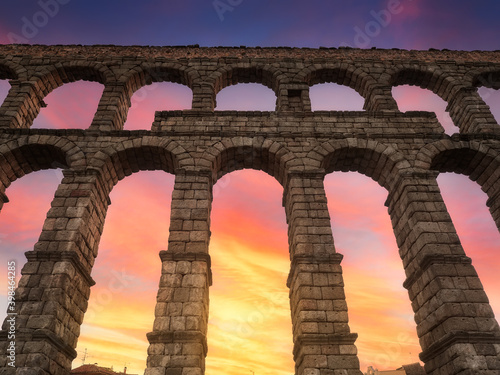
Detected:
[
  {"left": 71, "top": 364, "right": 137, "bottom": 375},
  {"left": 365, "top": 363, "right": 425, "bottom": 375},
  {"left": 398, "top": 363, "right": 426, "bottom": 375}
]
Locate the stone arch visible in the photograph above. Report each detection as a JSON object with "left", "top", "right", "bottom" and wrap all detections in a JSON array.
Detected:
[
  {"left": 468, "top": 67, "right": 500, "bottom": 127},
  {"left": 209, "top": 63, "right": 285, "bottom": 95},
  {"left": 123, "top": 62, "right": 197, "bottom": 101},
  {"left": 88, "top": 137, "right": 194, "bottom": 192},
  {"left": 1, "top": 62, "right": 112, "bottom": 129},
  {"left": 120, "top": 61, "right": 198, "bottom": 96},
  {"left": 416, "top": 139, "right": 500, "bottom": 230},
  {"left": 0, "top": 60, "right": 28, "bottom": 127},
  {"left": 310, "top": 138, "right": 411, "bottom": 190},
  {"left": 385, "top": 65, "right": 491, "bottom": 132},
  {"left": 32, "top": 61, "right": 113, "bottom": 97},
  {"left": 0, "top": 59, "right": 27, "bottom": 81},
  {"left": 467, "top": 66, "right": 500, "bottom": 89},
  {"left": 416, "top": 139, "right": 500, "bottom": 176},
  {"left": 4, "top": 137, "right": 194, "bottom": 375},
  {"left": 199, "top": 137, "right": 299, "bottom": 186},
  {"left": 296, "top": 64, "right": 377, "bottom": 104},
  {"left": 386, "top": 64, "right": 459, "bottom": 101},
  {"left": 95, "top": 62, "right": 198, "bottom": 130},
  {"left": 0, "top": 135, "right": 84, "bottom": 209}
]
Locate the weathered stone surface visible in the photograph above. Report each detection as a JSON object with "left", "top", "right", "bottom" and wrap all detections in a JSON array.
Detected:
[{"left": 0, "top": 45, "right": 500, "bottom": 375}]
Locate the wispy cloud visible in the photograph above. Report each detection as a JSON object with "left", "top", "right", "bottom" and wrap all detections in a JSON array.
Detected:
[
  {"left": 124, "top": 83, "right": 192, "bottom": 130},
  {"left": 32, "top": 82, "right": 104, "bottom": 129},
  {"left": 392, "top": 85, "right": 455, "bottom": 134}
]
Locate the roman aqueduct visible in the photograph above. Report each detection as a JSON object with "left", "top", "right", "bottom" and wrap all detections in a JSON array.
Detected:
[{"left": 0, "top": 45, "right": 499, "bottom": 375}]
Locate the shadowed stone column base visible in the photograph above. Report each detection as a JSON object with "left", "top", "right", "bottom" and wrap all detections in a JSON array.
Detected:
[
  {"left": 145, "top": 331, "right": 207, "bottom": 375},
  {"left": 145, "top": 251, "right": 211, "bottom": 375},
  {"left": 420, "top": 331, "right": 500, "bottom": 375},
  {"left": 294, "top": 333, "right": 362, "bottom": 375},
  {"left": 0, "top": 329, "right": 77, "bottom": 375}
]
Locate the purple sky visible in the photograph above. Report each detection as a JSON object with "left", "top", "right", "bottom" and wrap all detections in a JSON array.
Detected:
[{"left": 0, "top": 0, "right": 499, "bottom": 49}]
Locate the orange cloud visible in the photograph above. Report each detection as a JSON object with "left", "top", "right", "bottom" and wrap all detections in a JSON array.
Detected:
[
  {"left": 207, "top": 170, "right": 294, "bottom": 375},
  {"left": 207, "top": 243, "right": 293, "bottom": 375},
  {"left": 75, "top": 172, "right": 174, "bottom": 372},
  {"left": 324, "top": 172, "right": 421, "bottom": 370}
]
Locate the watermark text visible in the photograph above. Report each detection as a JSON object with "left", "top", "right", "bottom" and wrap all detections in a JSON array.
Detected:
[{"left": 6, "top": 260, "right": 17, "bottom": 367}]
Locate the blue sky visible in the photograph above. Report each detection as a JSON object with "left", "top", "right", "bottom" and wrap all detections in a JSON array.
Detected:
[{"left": 1, "top": 0, "right": 500, "bottom": 49}]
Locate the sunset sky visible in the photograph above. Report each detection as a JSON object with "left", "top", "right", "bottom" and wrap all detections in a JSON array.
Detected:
[{"left": 1, "top": 1, "right": 500, "bottom": 374}]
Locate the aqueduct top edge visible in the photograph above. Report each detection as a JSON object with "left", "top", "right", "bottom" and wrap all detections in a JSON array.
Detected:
[{"left": 1, "top": 44, "right": 500, "bottom": 62}]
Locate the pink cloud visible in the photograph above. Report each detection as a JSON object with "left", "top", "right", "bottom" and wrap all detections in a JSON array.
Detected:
[
  {"left": 478, "top": 87, "right": 500, "bottom": 124},
  {"left": 0, "top": 170, "right": 61, "bottom": 244},
  {"left": 0, "top": 80, "right": 10, "bottom": 103},
  {"left": 211, "top": 170, "right": 288, "bottom": 255},
  {"left": 215, "top": 83, "right": 276, "bottom": 111},
  {"left": 32, "top": 81, "right": 103, "bottom": 129},
  {"left": 93, "top": 172, "right": 175, "bottom": 279},
  {"left": 0, "top": 25, "right": 13, "bottom": 44},
  {"left": 310, "top": 83, "right": 365, "bottom": 111},
  {"left": 324, "top": 172, "right": 419, "bottom": 369},
  {"left": 76, "top": 172, "right": 175, "bottom": 372},
  {"left": 0, "top": 170, "right": 61, "bottom": 323},
  {"left": 392, "top": 85, "right": 456, "bottom": 134},
  {"left": 124, "top": 83, "right": 192, "bottom": 130},
  {"left": 438, "top": 173, "right": 500, "bottom": 317}
]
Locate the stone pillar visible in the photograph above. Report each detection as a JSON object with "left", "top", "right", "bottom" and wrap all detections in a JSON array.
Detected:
[
  {"left": 284, "top": 172, "right": 362, "bottom": 375},
  {"left": 0, "top": 187, "right": 8, "bottom": 212},
  {"left": 146, "top": 171, "right": 212, "bottom": 375},
  {"left": 385, "top": 172, "right": 500, "bottom": 374},
  {"left": 0, "top": 80, "right": 43, "bottom": 129},
  {"left": 486, "top": 189, "right": 500, "bottom": 232},
  {"left": 278, "top": 84, "right": 311, "bottom": 112},
  {"left": 446, "top": 87, "right": 500, "bottom": 134},
  {"left": 0, "top": 169, "right": 110, "bottom": 375},
  {"left": 89, "top": 82, "right": 132, "bottom": 131},
  {"left": 364, "top": 85, "right": 399, "bottom": 112},
  {"left": 191, "top": 84, "right": 215, "bottom": 111}
]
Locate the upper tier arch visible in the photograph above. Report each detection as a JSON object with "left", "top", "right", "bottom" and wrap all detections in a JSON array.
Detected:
[
  {"left": 385, "top": 65, "right": 459, "bottom": 101},
  {"left": 0, "top": 59, "right": 26, "bottom": 81},
  {"left": 208, "top": 63, "right": 284, "bottom": 95},
  {"left": 120, "top": 61, "right": 198, "bottom": 95},
  {"left": 296, "top": 64, "right": 377, "bottom": 103},
  {"left": 32, "top": 62, "right": 113, "bottom": 96}
]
